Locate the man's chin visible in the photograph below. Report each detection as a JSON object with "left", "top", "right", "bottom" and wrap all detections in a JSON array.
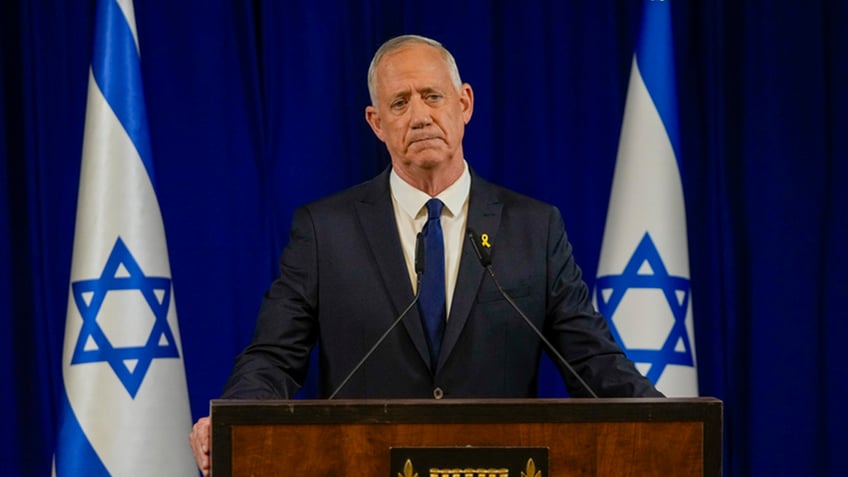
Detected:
[
  {"left": 408, "top": 155, "right": 450, "bottom": 170},
  {"left": 410, "top": 136, "right": 453, "bottom": 152},
  {"left": 405, "top": 146, "right": 452, "bottom": 163}
]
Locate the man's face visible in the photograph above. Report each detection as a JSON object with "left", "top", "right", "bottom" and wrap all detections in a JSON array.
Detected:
[{"left": 365, "top": 44, "right": 473, "bottom": 175}]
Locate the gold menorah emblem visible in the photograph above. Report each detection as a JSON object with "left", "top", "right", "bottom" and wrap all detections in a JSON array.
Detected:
[{"left": 398, "top": 457, "right": 542, "bottom": 477}]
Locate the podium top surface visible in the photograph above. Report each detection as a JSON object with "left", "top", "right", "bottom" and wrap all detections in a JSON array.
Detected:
[{"left": 211, "top": 397, "right": 722, "bottom": 425}]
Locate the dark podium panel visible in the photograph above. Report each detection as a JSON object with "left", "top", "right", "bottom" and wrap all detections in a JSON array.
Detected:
[{"left": 211, "top": 397, "right": 722, "bottom": 477}]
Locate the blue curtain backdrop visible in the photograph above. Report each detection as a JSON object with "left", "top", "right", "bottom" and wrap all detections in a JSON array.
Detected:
[{"left": 2, "top": 1, "right": 846, "bottom": 476}]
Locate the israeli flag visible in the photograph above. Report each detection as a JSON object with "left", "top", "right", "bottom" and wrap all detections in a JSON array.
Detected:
[
  {"left": 594, "top": 0, "right": 698, "bottom": 397},
  {"left": 54, "top": 0, "right": 196, "bottom": 475}
]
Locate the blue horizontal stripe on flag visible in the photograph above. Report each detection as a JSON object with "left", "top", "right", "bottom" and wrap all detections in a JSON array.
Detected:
[
  {"left": 54, "top": 387, "right": 110, "bottom": 477},
  {"left": 635, "top": 0, "right": 682, "bottom": 163},
  {"left": 90, "top": 0, "right": 155, "bottom": 183}
]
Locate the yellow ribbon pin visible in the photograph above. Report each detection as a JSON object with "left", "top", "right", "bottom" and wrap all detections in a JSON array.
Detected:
[{"left": 481, "top": 233, "right": 491, "bottom": 248}]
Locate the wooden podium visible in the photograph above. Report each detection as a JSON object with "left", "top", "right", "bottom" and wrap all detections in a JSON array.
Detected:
[{"left": 211, "top": 397, "right": 721, "bottom": 477}]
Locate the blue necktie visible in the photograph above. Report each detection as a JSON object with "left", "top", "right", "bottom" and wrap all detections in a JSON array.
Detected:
[{"left": 419, "top": 198, "right": 446, "bottom": 369}]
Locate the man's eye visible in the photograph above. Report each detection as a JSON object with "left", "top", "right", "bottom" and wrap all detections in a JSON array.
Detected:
[
  {"left": 426, "top": 94, "right": 442, "bottom": 101},
  {"left": 391, "top": 100, "right": 407, "bottom": 109}
]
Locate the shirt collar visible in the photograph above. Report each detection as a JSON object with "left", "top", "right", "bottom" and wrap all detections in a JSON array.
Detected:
[{"left": 390, "top": 161, "right": 471, "bottom": 220}]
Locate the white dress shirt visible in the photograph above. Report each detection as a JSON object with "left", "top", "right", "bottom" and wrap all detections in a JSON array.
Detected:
[{"left": 390, "top": 162, "right": 470, "bottom": 316}]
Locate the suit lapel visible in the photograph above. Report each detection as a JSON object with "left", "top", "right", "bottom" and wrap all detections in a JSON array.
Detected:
[
  {"left": 354, "top": 169, "right": 431, "bottom": 368},
  {"left": 437, "top": 175, "right": 503, "bottom": 369}
]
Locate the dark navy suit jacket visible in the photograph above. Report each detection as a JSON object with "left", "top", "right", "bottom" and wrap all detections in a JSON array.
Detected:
[{"left": 222, "top": 168, "right": 661, "bottom": 399}]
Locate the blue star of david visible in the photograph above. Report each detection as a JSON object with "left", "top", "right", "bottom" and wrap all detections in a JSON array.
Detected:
[
  {"left": 595, "top": 232, "right": 694, "bottom": 384},
  {"left": 70, "top": 236, "right": 180, "bottom": 398}
]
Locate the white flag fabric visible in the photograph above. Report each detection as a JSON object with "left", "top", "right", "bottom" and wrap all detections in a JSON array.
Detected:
[
  {"left": 54, "top": 0, "right": 196, "bottom": 475},
  {"left": 594, "top": 0, "right": 698, "bottom": 397}
]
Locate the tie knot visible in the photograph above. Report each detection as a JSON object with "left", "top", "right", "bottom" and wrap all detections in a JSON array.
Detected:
[{"left": 425, "top": 198, "right": 444, "bottom": 220}]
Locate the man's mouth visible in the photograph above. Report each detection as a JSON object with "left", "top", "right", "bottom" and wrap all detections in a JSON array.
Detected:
[{"left": 409, "top": 136, "right": 441, "bottom": 146}]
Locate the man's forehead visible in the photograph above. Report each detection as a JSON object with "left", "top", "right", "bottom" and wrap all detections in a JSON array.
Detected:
[
  {"left": 385, "top": 84, "right": 443, "bottom": 96},
  {"left": 378, "top": 45, "right": 445, "bottom": 73},
  {"left": 377, "top": 54, "right": 450, "bottom": 89}
]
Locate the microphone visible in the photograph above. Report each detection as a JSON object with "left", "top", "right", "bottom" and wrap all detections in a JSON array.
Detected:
[
  {"left": 328, "top": 232, "right": 424, "bottom": 399},
  {"left": 466, "top": 228, "right": 599, "bottom": 398}
]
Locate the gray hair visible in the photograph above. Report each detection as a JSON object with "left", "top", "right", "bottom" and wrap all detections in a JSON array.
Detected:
[{"left": 367, "top": 34, "right": 463, "bottom": 105}]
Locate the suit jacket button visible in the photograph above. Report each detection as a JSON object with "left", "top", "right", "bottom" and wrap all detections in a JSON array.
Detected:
[{"left": 433, "top": 387, "right": 444, "bottom": 399}]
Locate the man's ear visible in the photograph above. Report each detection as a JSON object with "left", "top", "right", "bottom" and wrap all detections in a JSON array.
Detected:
[
  {"left": 365, "top": 105, "right": 385, "bottom": 142},
  {"left": 460, "top": 83, "right": 474, "bottom": 125}
]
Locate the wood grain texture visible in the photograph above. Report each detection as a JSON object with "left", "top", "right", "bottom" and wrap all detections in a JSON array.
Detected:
[{"left": 211, "top": 398, "right": 721, "bottom": 477}]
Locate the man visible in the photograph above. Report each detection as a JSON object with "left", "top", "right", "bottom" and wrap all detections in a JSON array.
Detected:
[{"left": 189, "top": 34, "right": 661, "bottom": 474}]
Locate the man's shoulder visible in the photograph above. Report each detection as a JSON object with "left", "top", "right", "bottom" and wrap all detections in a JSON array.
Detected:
[
  {"left": 472, "top": 173, "right": 556, "bottom": 213},
  {"left": 301, "top": 168, "right": 391, "bottom": 211}
]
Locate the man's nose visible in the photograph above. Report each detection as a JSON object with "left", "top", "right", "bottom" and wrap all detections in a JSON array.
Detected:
[{"left": 408, "top": 96, "right": 432, "bottom": 128}]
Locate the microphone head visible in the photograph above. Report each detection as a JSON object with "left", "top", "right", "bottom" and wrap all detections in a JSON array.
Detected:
[
  {"left": 414, "top": 231, "right": 425, "bottom": 275},
  {"left": 466, "top": 228, "right": 492, "bottom": 267}
]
